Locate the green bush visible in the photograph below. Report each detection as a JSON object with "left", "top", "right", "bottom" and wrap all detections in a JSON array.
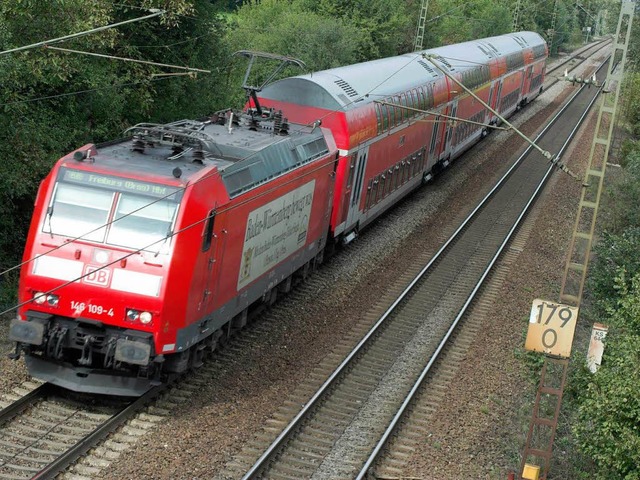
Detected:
[{"left": 573, "top": 274, "right": 640, "bottom": 480}]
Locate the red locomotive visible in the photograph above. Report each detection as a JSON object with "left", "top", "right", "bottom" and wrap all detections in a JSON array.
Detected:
[{"left": 10, "top": 32, "right": 547, "bottom": 396}]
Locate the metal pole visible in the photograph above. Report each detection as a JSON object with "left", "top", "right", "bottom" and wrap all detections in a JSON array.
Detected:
[
  {"left": 414, "top": 0, "right": 430, "bottom": 51},
  {"left": 512, "top": 0, "right": 522, "bottom": 32}
]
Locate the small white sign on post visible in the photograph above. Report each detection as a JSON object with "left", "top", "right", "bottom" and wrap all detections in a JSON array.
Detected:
[{"left": 587, "top": 323, "right": 608, "bottom": 373}]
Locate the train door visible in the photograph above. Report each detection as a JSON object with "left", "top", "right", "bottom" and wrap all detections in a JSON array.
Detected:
[
  {"left": 339, "top": 155, "right": 356, "bottom": 226},
  {"left": 494, "top": 80, "right": 503, "bottom": 115},
  {"left": 345, "top": 146, "right": 369, "bottom": 229},
  {"left": 487, "top": 83, "right": 496, "bottom": 123},
  {"left": 443, "top": 103, "right": 458, "bottom": 155},
  {"left": 201, "top": 209, "right": 224, "bottom": 311},
  {"left": 428, "top": 113, "right": 441, "bottom": 168},
  {"left": 522, "top": 65, "right": 534, "bottom": 98}
]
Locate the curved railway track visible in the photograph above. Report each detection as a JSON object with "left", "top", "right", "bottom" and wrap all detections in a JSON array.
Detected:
[{"left": 225, "top": 56, "right": 609, "bottom": 480}]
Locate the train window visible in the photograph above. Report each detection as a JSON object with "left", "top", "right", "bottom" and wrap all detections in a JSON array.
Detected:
[
  {"left": 389, "top": 99, "right": 397, "bottom": 127},
  {"left": 202, "top": 210, "right": 216, "bottom": 252},
  {"left": 403, "top": 94, "right": 410, "bottom": 121},
  {"left": 395, "top": 95, "right": 403, "bottom": 123},
  {"left": 418, "top": 88, "right": 426, "bottom": 110},
  {"left": 382, "top": 103, "right": 390, "bottom": 131},
  {"left": 375, "top": 104, "right": 383, "bottom": 133},
  {"left": 45, "top": 183, "right": 112, "bottom": 242},
  {"left": 107, "top": 193, "right": 179, "bottom": 252}
]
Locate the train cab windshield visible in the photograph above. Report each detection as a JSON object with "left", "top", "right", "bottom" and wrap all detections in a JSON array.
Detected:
[{"left": 44, "top": 168, "right": 182, "bottom": 252}]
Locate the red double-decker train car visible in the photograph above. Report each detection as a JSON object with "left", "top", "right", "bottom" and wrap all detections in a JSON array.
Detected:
[
  {"left": 10, "top": 32, "right": 546, "bottom": 396},
  {"left": 258, "top": 30, "right": 547, "bottom": 243}
]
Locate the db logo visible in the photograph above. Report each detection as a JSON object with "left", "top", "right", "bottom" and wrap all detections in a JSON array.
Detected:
[{"left": 83, "top": 265, "right": 111, "bottom": 287}]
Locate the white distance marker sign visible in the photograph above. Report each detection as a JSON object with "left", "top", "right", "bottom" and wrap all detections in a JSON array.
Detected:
[
  {"left": 238, "top": 181, "right": 315, "bottom": 290},
  {"left": 525, "top": 299, "right": 579, "bottom": 358}
]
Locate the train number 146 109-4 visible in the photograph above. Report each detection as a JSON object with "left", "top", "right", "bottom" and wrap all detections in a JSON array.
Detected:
[{"left": 70, "top": 300, "right": 114, "bottom": 317}]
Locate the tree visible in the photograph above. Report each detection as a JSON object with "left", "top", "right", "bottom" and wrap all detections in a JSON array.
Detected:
[
  {"left": 307, "top": 0, "right": 414, "bottom": 59},
  {"left": 226, "top": 0, "right": 364, "bottom": 96},
  {"left": 0, "top": 1, "right": 230, "bottom": 302}
]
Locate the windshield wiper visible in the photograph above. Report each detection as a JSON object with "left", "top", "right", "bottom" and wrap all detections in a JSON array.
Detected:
[
  {"left": 154, "top": 228, "right": 172, "bottom": 257},
  {"left": 45, "top": 205, "right": 54, "bottom": 238}
]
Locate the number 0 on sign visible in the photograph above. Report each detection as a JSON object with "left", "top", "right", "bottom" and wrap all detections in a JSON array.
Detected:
[{"left": 525, "top": 299, "right": 579, "bottom": 357}]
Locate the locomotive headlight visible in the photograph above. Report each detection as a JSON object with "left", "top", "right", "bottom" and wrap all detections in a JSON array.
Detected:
[
  {"left": 126, "top": 309, "right": 140, "bottom": 321},
  {"left": 46, "top": 294, "right": 59, "bottom": 307},
  {"left": 139, "top": 311, "right": 152, "bottom": 324},
  {"left": 94, "top": 249, "right": 110, "bottom": 264},
  {"left": 33, "top": 292, "right": 46, "bottom": 304}
]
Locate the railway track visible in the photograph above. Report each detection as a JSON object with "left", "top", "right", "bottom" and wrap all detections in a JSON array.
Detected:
[
  {"left": 221, "top": 55, "right": 609, "bottom": 480},
  {"left": 0, "top": 384, "right": 164, "bottom": 480},
  {"left": 545, "top": 38, "right": 610, "bottom": 83}
]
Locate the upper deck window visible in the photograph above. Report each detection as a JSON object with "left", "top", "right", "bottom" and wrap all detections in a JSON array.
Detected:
[{"left": 45, "top": 168, "right": 181, "bottom": 252}]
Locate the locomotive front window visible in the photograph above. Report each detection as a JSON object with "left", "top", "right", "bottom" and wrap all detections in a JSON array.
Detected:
[
  {"left": 107, "top": 193, "right": 179, "bottom": 251},
  {"left": 47, "top": 169, "right": 182, "bottom": 252},
  {"left": 45, "top": 183, "right": 113, "bottom": 242}
]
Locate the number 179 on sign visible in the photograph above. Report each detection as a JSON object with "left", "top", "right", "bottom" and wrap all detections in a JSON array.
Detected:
[{"left": 525, "top": 299, "right": 579, "bottom": 358}]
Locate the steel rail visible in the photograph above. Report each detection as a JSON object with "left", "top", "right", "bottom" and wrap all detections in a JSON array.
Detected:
[
  {"left": 243, "top": 52, "right": 610, "bottom": 479},
  {"left": 0, "top": 383, "right": 51, "bottom": 427},
  {"left": 30, "top": 384, "right": 166, "bottom": 480},
  {"left": 356, "top": 58, "right": 609, "bottom": 480},
  {"left": 545, "top": 38, "right": 610, "bottom": 78}
]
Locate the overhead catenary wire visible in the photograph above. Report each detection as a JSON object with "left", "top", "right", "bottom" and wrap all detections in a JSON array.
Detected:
[
  {"left": 0, "top": 9, "right": 165, "bottom": 57},
  {"left": 44, "top": 45, "right": 211, "bottom": 74},
  {"left": 422, "top": 53, "right": 586, "bottom": 183}
]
